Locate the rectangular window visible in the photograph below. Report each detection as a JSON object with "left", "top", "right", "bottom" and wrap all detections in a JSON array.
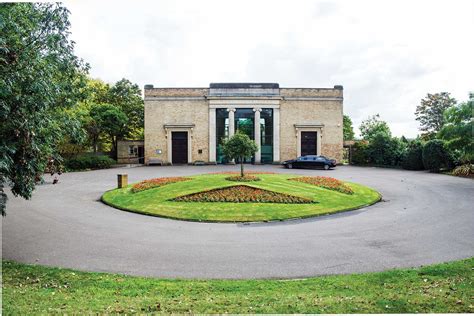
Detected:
[
  {"left": 260, "top": 108, "right": 273, "bottom": 163},
  {"left": 216, "top": 108, "right": 229, "bottom": 164}
]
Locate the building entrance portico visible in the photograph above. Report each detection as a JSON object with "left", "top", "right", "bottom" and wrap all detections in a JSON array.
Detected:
[{"left": 207, "top": 83, "right": 282, "bottom": 165}]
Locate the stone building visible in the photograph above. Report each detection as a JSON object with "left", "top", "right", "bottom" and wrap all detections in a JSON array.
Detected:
[
  {"left": 144, "top": 83, "right": 343, "bottom": 165},
  {"left": 116, "top": 140, "right": 144, "bottom": 164}
]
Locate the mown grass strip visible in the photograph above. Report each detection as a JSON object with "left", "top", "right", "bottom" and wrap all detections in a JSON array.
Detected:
[{"left": 2, "top": 258, "right": 473, "bottom": 314}]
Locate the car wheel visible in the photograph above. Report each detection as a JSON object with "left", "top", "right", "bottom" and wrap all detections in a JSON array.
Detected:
[
  {"left": 288, "top": 163, "right": 293, "bottom": 169},
  {"left": 324, "top": 164, "right": 329, "bottom": 170}
]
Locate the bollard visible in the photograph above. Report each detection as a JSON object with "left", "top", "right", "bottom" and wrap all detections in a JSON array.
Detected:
[{"left": 117, "top": 174, "right": 128, "bottom": 188}]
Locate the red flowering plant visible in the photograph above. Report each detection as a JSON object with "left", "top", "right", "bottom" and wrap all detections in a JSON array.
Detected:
[
  {"left": 208, "top": 171, "right": 276, "bottom": 175},
  {"left": 131, "top": 177, "right": 191, "bottom": 193},
  {"left": 172, "top": 185, "right": 314, "bottom": 204},
  {"left": 290, "top": 176, "right": 354, "bottom": 195}
]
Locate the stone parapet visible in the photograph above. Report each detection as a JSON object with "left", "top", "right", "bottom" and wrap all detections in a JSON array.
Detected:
[
  {"left": 280, "top": 87, "right": 343, "bottom": 98},
  {"left": 144, "top": 88, "right": 208, "bottom": 97}
]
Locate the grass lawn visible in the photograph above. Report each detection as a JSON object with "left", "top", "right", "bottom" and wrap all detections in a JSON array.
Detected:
[
  {"left": 102, "top": 173, "right": 380, "bottom": 222},
  {"left": 2, "top": 258, "right": 473, "bottom": 314}
]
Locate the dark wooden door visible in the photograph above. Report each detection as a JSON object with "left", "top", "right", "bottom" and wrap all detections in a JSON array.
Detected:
[
  {"left": 137, "top": 146, "right": 144, "bottom": 164},
  {"left": 172, "top": 132, "right": 188, "bottom": 164},
  {"left": 301, "top": 132, "right": 317, "bottom": 156}
]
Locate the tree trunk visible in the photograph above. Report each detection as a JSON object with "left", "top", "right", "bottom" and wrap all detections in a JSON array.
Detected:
[
  {"left": 93, "top": 137, "right": 98, "bottom": 154},
  {"left": 110, "top": 135, "right": 117, "bottom": 159},
  {"left": 240, "top": 158, "right": 244, "bottom": 177}
]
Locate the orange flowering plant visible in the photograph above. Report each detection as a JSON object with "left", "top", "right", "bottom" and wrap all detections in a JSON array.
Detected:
[
  {"left": 290, "top": 176, "right": 354, "bottom": 195},
  {"left": 208, "top": 171, "right": 276, "bottom": 175},
  {"left": 172, "top": 185, "right": 314, "bottom": 204},
  {"left": 131, "top": 177, "right": 191, "bottom": 193}
]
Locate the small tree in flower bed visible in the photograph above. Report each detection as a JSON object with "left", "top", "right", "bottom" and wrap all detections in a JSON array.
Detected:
[
  {"left": 225, "top": 175, "right": 261, "bottom": 182},
  {"left": 221, "top": 132, "right": 258, "bottom": 177},
  {"left": 172, "top": 185, "right": 314, "bottom": 204},
  {"left": 131, "top": 177, "right": 191, "bottom": 193},
  {"left": 290, "top": 176, "right": 354, "bottom": 195}
]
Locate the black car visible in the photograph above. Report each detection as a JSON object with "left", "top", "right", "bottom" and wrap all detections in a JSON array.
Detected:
[{"left": 282, "top": 155, "right": 337, "bottom": 170}]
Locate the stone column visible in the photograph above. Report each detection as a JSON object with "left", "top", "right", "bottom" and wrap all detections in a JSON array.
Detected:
[
  {"left": 166, "top": 128, "right": 172, "bottom": 164},
  {"left": 317, "top": 129, "right": 322, "bottom": 156},
  {"left": 273, "top": 108, "right": 280, "bottom": 163},
  {"left": 253, "top": 108, "right": 261, "bottom": 164},
  {"left": 296, "top": 129, "right": 300, "bottom": 157},
  {"left": 209, "top": 108, "right": 216, "bottom": 163},
  {"left": 227, "top": 108, "right": 236, "bottom": 164},
  {"left": 227, "top": 108, "right": 235, "bottom": 137},
  {"left": 187, "top": 129, "right": 193, "bottom": 164}
]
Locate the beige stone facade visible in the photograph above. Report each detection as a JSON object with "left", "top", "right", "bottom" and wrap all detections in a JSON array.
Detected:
[{"left": 144, "top": 83, "right": 343, "bottom": 165}]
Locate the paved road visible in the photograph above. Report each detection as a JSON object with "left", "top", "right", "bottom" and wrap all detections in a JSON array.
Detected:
[{"left": 2, "top": 165, "right": 473, "bottom": 279}]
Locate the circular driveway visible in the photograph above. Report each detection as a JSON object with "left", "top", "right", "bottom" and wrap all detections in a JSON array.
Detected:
[{"left": 3, "top": 165, "right": 473, "bottom": 279}]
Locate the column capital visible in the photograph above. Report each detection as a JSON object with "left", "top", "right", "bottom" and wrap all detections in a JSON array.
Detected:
[
  {"left": 253, "top": 107, "right": 262, "bottom": 112},
  {"left": 226, "top": 108, "right": 236, "bottom": 112}
]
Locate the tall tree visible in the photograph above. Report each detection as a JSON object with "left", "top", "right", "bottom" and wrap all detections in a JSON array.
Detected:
[
  {"left": 90, "top": 104, "right": 128, "bottom": 156},
  {"left": 107, "top": 79, "right": 144, "bottom": 139},
  {"left": 0, "top": 3, "right": 88, "bottom": 214},
  {"left": 359, "top": 114, "right": 391, "bottom": 140},
  {"left": 72, "top": 78, "right": 110, "bottom": 153},
  {"left": 343, "top": 115, "right": 355, "bottom": 141},
  {"left": 438, "top": 93, "right": 474, "bottom": 162},
  {"left": 415, "top": 92, "right": 456, "bottom": 137}
]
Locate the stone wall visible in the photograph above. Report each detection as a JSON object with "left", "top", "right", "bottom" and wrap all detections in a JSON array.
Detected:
[
  {"left": 144, "top": 99, "right": 209, "bottom": 164},
  {"left": 279, "top": 99, "right": 343, "bottom": 162}
]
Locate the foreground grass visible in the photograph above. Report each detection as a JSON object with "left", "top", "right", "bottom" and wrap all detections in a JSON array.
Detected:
[
  {"left": 2, "top": 259, "right": 473, "bottom": 314},
  {"left": 102, "top": 173, "right": 380, "bottom": 222}
]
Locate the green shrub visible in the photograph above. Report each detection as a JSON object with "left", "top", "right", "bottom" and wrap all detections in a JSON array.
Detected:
[
  {"left": 402, "top": 141, "right": 425, "bottom": 170},
  {"left": 452, "top": 164, "right": 473, "bottom": 177},
  {"left": 422, "top": 139, "right": 451, "bottom": 172},
  {"left": 65, "top": 155, "right": 116, "bottom": 171},
  {"left": 366, "top": 133, "right": 406, "bottom": 166},
  {"left": 351, "top": 142, "right": 369, "bottom": 165}
]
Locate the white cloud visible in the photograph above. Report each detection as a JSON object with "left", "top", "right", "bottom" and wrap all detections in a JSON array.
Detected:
[{"left": 66, "top": 0, "right": 474, "bottom": 137}]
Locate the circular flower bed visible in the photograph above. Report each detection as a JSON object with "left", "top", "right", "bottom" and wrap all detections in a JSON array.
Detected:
[
  {"left": 102, "top": 173, "right": 381, "bottom": 222},
  {"left": 225, "top": 175, "right": 261, "bottom": 182}
]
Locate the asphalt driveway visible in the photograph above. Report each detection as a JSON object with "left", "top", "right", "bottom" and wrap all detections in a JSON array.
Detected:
[{"left": 2, "top": 165, "right": 473, "bottom": 279}]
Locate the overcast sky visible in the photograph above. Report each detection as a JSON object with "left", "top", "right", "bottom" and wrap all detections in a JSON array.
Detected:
[{"left": 66, "top": 0, "right": 473, "bottom": 138}]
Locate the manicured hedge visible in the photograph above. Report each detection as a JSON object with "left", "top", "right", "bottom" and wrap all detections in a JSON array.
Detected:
[
  {"left": 65, "top": 155, "right": 116, "bottom": 171},
  {"left": 402, "top": 141, "right": 424, "bottom": 170},
  {"left": 422, "top": 139, "right": 451, "bottom": 172}
]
